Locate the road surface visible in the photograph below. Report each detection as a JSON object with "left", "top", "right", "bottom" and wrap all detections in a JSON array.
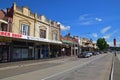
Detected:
[{"left": 0, "top": 53, "right": 113, "bottom": 80}]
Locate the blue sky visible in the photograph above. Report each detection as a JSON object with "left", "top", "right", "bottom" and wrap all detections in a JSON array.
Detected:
[{"left": 0, "top": 0, "right": 120, "bottom": 46}]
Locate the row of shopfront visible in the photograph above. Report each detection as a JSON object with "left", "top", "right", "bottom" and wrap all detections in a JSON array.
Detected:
[
  {"left": 0, "top": 40, "right": 61, "bottom": 62},
  {"left": 0, "top": 31, "right": 62, "bottom": 62},
  {"left": 0, "top": 33, "right": 96, "bottom": 63},
  {"left": 0, "top": 31, "right": 97, "bottom": 63}
]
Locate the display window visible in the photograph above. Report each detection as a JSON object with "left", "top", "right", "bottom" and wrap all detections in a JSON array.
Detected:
[{"left": 13, "top": 48, "right": 28, "bottom": 60}]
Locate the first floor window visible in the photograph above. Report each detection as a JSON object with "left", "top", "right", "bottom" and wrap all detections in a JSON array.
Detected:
[
  {"left": 53, "top": 33, "right": 57, "bottom": 40},
  {"left": 21, "top": 24, "right": 29, "bottom": 36},
  {"left": 40, "top": 29, "right": 46, "bottom": 38}
]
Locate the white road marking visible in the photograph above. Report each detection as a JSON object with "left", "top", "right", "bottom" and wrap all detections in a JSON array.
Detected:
[{"left": 110, "top": 59, "right": 114, "bottom": 80}]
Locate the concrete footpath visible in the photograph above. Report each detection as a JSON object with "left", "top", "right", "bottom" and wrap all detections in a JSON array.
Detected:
[
  {"left": 113, "top": 53, "right": 120, "bottom": 80},
  {"left": 0, "top": 56, "right": 76, "bottom": 70}
]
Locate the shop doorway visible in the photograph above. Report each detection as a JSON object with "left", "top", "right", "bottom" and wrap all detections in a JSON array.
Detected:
[
  {"left": 38, "top": 48, "right": 43, "bottom": 59},
  {"left": 0, "top": 45, "right": 9, "bottom": 62},
  {"left": 28, "top": 48, "right": 34, "bottom": 59}
]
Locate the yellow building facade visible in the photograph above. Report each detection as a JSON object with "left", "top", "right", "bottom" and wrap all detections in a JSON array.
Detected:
[{"left": 0, "top": 3, "right": 62, "bottom": 62}]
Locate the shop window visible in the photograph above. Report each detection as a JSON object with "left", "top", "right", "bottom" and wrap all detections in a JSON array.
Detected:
[
  {"left": 13, "top": 48, "right": 21, "bottom": 59},
  {"left": 53, "top": 33, "right": 57, "bottom": 40},
  {"left": 13, "top": 48, "right": 28, "bottom": 60},
  {"left": 40, "top": 29, "right": 46, "bottom": 38},
  {"left": 22, "top": 49, "right": 28, "bottom": 59},
  {"left": 21, "top": 24, "right": 29, "bottom": 36}
]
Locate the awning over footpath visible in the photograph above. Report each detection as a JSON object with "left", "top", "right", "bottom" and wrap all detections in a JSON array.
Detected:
[
  {"left": 0, "top": 31, "right": 62, "bottom": 44},
  {"left": 62, "top": 40, "right": 73, "bottom": 46}
]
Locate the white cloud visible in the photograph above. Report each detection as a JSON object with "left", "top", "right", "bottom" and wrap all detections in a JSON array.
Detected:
[
  {"left": 103, "top": 30, "right": 118, "bottom": 40},
  {"left": 103, "top": 34, "right": 110, "bottom": 39},
  {"left": 79, "top": 14, "right": 89, "bottom": 20},
  {"left": 101, "top": 26, "right": 111, "bottom": 34},
  {"left": 92, "top": 33, "right": 98, "bottom": 38},
  {"left": 112, "top": 30, "right": 118, "bottom": 35},
  {"left": 60, "top": 25, "right": 70, "bottom": 31},
  {"left": 93, "top": 41, "right": 96, "bottom": 43},
  {"left": 79, "top": 21, "right": 94, "bottom": 25},
  {"left": 78, "top": 14, "right": 102, "bottom": 26},
  {"left": 95, "top": 18, "right": 102, "bottom": 22},
  {"left": 57, "top": 22, "right": 70, "bottom": 31}
]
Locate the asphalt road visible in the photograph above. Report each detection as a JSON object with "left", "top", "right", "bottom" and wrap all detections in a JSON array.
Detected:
[
  {"left": 44, "top": 53, "right": 112, "bottom": 80},
  {"left": 0, "top": 53, "right": 113, "bottom": 80}
]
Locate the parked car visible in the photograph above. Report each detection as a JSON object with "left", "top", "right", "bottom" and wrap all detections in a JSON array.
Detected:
[
  {"left": 104, "top": 51, "right": 107, "bottom": 53},
  {"left": 92, "top": 51, "right": 100, "bottom": 55},
  {"left": 87, "top": 52, "right": 93, "bottom": 56},
  {"left": 77, "top": 52, "right": 84, "bottom": 58},
  {"left": 84, "top": 52, "right": 91, "bottom": 58},
  {"left": 77, "top": 52, "right": 91, "bottom": 58}
]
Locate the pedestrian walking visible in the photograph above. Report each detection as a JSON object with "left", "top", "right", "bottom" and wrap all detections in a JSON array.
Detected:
[{"left": 115, "top": 51, "right": 116, "bottom": 56}]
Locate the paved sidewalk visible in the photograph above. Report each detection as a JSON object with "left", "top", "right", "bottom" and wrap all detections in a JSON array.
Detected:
[
  {"left": 113, "top": 54, "right": 120, "bottom": 80},
  {"left": 117, "top": 53, "right": 120, "bottom": 61},
  {"left": 0, "top": 56, "right": 76, "bottom": 70}
]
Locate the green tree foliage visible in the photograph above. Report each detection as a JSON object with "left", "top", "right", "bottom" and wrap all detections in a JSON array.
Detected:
[{"left": 97, "top": 38, "right": 108, "bottom": 50}]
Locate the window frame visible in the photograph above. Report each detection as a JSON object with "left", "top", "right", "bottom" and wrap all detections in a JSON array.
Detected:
[
  {"left": 53, "top": 33, "right": 57, "bottom": 40},
  {"left": 21, "top": 24, "right": 29, "bottom": 36},
  {"left": 40, "top": 29, "right": 46, "bottom": 38}
]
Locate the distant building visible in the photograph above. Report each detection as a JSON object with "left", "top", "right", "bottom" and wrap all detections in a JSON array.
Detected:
[
  {"left": 61, "top": 36, "right": 79, "bottom": 56},
  {"left": 76, "top": 37, "right": 98, "bottom": 53}
]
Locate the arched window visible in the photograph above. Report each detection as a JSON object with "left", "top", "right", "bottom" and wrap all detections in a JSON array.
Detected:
[
  {"left": 40, "top": 29, "right": 46, "bottom": 38},
  {"left": 53, "top": 32, "right": 57, "bottom": 40}
]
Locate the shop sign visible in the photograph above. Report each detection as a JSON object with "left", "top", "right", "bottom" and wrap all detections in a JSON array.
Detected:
[
  {"left": 27, "top": 36, "right": 35, "bottom": 40},
  {"left": 12, "top": 33, "right": 22, "bottom": 38},
  {"left": 0, "top": 31, "right": 10, "bottom": 37},
  {"left": 0, "top": 31, "right": 22, "bottom": 39},
  {"left": 27, "top": 36, "right": 50, "bottom": 42}
]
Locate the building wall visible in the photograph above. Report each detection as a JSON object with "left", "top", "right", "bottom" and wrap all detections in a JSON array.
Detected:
[
  {"left": 50, "top": 23, "right": 60, "bottom": 41},
  {"left": 12, "top": 3, "right": 60, "bottom": 41},
  {"left": 12, "top": 3, "right": 35, "bottom": 37},
  {"left": 35, "top": 15, "right": 50, "bottom": 39},
  {"left": 0, "top": 10, "right": 5, "bottom": 19}
]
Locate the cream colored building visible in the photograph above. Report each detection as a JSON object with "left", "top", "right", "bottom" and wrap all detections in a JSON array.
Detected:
[
  {"left": 78, "top": 37, "right": 96, "bottom": 52},
  {"left": 12, "top": 3, "right": 60, "bottom": 42},
  {"left": 0, "top": 3, "right": 62, "bottom": 62}
]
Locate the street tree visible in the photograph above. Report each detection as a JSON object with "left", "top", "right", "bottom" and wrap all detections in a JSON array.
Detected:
[{"left": 97, "top": 38, "right": 108, "bottom": 50}]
